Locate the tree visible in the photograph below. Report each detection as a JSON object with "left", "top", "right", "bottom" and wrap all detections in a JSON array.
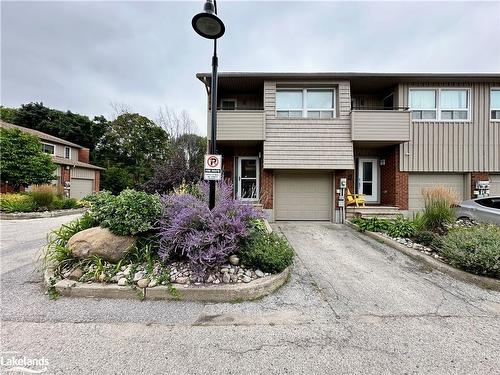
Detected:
[
  {"left": 0, "top": 106, "right": 18, "bottom": 123},
  {"left": 4, "top": 102, "right": 109, "bottom": 161},
  {"left": 0, "top": 128, "right": 57, "bottom": 191},
  {"left": 100, "top": 166, "right": 134, "bottom": 195},
  {"left": 156, "top": 106, "right": 196, "bottom": 139},
  {"left": 95, "top": 113, "right": 170, "bottom": 186}
]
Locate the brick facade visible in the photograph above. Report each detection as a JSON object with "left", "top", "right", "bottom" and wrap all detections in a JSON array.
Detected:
[
  {"left": 334, "top": 169, "right": 355, "bottom": 208},
  {"left": 94, "top": 171, "right": 101, "bottom": 192},
  {"left": 379, "top": 145, "right": 409, "bottom": 210},
  {"left": 261, "top": 169, "right": 273, "bottom": 209}
]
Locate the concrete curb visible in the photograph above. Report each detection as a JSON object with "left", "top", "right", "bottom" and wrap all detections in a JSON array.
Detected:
[
  {"left": 44, "top": 266, "right": 291, "bottom": 302},
  {"left": 346, "top": 221, "right": 500, "bottom": 292},
  {"left": 1, "top": 208, "right": 87, "bottom": 220}
]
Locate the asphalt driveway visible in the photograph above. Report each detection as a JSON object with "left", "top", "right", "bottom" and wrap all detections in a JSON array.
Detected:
[{"left": 1, "top": 217, "right": 499, "bottom": 374}]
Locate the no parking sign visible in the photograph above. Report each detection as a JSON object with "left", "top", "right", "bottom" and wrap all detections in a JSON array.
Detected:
[{"left": 204, "top": 154, "right": 222, "bottom": 181}]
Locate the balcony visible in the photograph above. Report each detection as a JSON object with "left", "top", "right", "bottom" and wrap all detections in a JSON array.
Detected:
[
  {"left": 351, "top": 108, "right": 411, "bottom": 144},
  {"left": 207, "top": 109, "right": 265, "bottom": 141}
]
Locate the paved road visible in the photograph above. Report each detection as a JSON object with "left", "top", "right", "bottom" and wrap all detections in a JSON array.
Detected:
[{"left": 1, "top": 218, "right": 499, "bottom": 374}]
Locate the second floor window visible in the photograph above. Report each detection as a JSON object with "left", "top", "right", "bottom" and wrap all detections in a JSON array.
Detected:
[
  {"left": 276, "top": 89, "right": 335, "bottom": 119},
  {"left": 42, "top": 143, "right": 55, "bottom": 155},
  {"left": 491, "top": 89, "right": 500, "bottom": 120},
  {"left": 410, "top": 88, "right": 470, "bottom": 121},
  {"left": 64, "top": 146, "right": 71, "bottom": 159}
]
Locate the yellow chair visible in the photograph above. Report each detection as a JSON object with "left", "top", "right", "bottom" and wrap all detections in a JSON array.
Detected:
[{"left": 346, "top": 188, "right": 366, "bottom": 207}]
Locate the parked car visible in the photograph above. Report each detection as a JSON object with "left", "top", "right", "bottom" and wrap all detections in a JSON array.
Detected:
[{"left": 454, "top": 196, "right": 500, "bottom": 225}]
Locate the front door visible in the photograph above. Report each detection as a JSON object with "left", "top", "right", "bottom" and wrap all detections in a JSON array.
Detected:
[
  {"left": 237, "top": 157, "right": 259, "bottom": 201},
  {"left": 358, "top": 158, "right": 379, "bottom": 203}
]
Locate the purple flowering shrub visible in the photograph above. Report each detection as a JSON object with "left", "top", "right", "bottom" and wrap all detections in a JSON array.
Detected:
[{"left": 158, "top": 181, "right": 263, "bottom": 276}]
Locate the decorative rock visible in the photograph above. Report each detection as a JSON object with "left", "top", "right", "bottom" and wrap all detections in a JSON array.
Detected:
[
  {"left": 137, "top": 278, "right": 150, "bottom": 288},
  {"left": 244, "top": 270, "right": 252, "bottom": 277},
  {"left": 206, "top": 275, "right": 214, "bottom": 283},
  {"left": 68, "top": 227, "right": 135, "bottom": 263},
  {"left": 220, "top": 268, "right": 229, "bottom": 273},
  {"left": 176, "top": 276, "right": 189, "bottom": 284},
  {"left": 123, "top": 267, "right": 131, "bottom": 276},
  {"left": 242, "top": 275, "right": 252, "bottom": 283},
  {"left": 170, "top": 275, "right": 177, "bottom": 283},
  {"left": 229, "top": 268, "right": 235, "bottom": 274},
  {"left": 229, "top": 255, "right": 240, "bottom": 266},
  {"left": 222, "top": 273, "right": 231, "bottom": 283},
  {"left": 66, "top": 268, "right": 84, "bottom": 281},
  {"left": 117, "top": 278, "right": 127, "bottom": 286},
  {"left": 230, "top": 274, "right": 238, "bottom": 283},
  {"left": 213, "top": 279, "right": 220, "bottom": 284},
  {"left": 255, "top": 270, "right": 265, "bottom": 278},
  {"left": 148, "top": 280, "right": 157, "bottom": 288},
  {"left": 133, "top": 271, "right": 146, "bottom": 282},
  {"left": 98, "top": 274, "right": 106, "bottom": 282}
]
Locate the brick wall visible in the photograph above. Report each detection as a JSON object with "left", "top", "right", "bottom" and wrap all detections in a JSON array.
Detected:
[
  {"left": 94, "top": 171, "right": 101, "bottom": 192},
  {"left": 61, "top": 166, "right": 71, "bottom": 198},
  {"left": 335, "top": 169, "right": 355, "bottom": 208},
  {"left": 261, "top": 169, "right": 273, "bottom": 209},
  {"left": 78, "top": 148, "right": 90, "bottom": 163},
  {"left": 377, "top": 145, "right": 408, "bottom": 210}
]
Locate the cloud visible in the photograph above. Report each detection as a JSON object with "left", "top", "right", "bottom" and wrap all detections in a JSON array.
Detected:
[{"left": 2, "top": 1, "right": 499, "bottom": 135}]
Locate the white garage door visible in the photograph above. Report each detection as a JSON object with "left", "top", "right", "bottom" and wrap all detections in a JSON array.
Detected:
[
  {"left": 409, "top": 173, "right": 466, "bottom": 211},
  {"left": 70, "top": 178, "right": 94, "bottom": 200},
  {"left": 490, "top": 174, "right": 500, "bottom": 196},
  {"left": 275, "top": 171, "right": 332, "bottom": 221}
]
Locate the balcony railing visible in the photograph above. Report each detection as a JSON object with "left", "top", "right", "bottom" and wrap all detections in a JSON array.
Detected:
[
  {"left": 351, "top": 109, "right": 411, "bottom": 143},
  {"left": 207, "top": 109, "right": 265, "bottom": 141}
]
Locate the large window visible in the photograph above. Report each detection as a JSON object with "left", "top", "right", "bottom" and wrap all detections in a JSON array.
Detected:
[
  {"left": 42, "top": 143, "right": 55, "bottom": 155},
  {"left": 276, "top": 89, "right": 335, "bottom": 118},
  {"left": 491, "top": 89, "right": 500, "bottom": 120},
  {"left": 409, "top": 88, "right": 470, "bottom": 121}
]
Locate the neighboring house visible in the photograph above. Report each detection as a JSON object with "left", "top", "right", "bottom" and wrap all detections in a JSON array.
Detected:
[
  {"left": 0, "top": 120, "right": 104, "bottom": 199},
  {"left": 196, "top": 72, "right": 500, "bottom": 221}
]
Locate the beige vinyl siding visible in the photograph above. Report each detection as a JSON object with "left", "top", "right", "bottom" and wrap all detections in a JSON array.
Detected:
[
  {"left": 207, "top": 110, "right": 265, "bottom": 140},
  {"left": 263, "top": 81, "right": 354, "bottom": 169},
  {"left": 408, "top": 173, "right": 466, "bottom": 210},
  {"left": 72, "top": 167, "right": 95, "bottom": 180},
  {"left": 351, "top": 110, "right": 410, "bottom": 142},
  {"left": 399, "top": 82, "right": 500, "bottom": 172},
  {"left": 490, "top": 174, "right": 500, "bottom": 196},
  {"left": 275, "top": 171, "right": 333, "bottom": 220},
  {"left": 53, "top": 143, "right": 79, "bottom": 161}
]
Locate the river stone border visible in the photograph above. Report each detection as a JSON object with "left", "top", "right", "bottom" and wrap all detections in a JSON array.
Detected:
[
  {"left": 346, "top": 221, "right": 500, "bottom": 292},
  {"left": 44, "top": 266, "right": 291, "bottom": 302},
  {"left": 1, "top": 208, "right": 87, "bottom": 220}
]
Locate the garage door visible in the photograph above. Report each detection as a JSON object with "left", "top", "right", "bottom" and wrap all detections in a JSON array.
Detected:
[
  {"left": 275, "top": 171, "right": 332, "bottom": 220},
  {"left": 490, "top": 174, "right": 500, "bottom": 196},
  {"left": 408, "top": 173, "right": 466, "bottom": 211},
  {"left": 70, "top": 178, "right": 94, "bottom": 200}
]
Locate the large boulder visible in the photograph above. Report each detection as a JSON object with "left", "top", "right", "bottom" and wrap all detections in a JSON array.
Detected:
[{"left": 68, "top": 226, "right": 135, "bottom": 263}]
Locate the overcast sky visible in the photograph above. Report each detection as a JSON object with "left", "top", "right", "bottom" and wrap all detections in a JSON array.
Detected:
[{"left": 2, "top": 0, "right": 500, "bottom": 135}]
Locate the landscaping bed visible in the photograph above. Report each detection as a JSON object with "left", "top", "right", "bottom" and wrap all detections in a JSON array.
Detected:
[
  {"left": 1, "top": 184, "right": 84, "bottom": 216},
  {"left": 349, "top": 187, "right": 500, "bottom": 285},
  {"left": 44, "top": 183, "right": 294, "bottom": 301}
]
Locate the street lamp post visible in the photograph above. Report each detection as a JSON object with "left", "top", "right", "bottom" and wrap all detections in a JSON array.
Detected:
[{"left": 192, "top": 0, "right": 225, "bottom": 210}]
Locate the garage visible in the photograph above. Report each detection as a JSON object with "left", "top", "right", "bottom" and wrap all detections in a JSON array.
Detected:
[
  {"left": 490, "top": 174, "right": 500, "bottom": 196},
  {"left": 70, "top": 178, "right": 94, "bottom": 199},
  {"left": 275, "top": 171, "right": 333, "bottom": 221},
  {"left": 409, "top": 173, "right": 466, "bottom": 211}
]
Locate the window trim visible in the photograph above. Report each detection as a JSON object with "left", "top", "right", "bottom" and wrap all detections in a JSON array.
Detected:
[
  {"left": 41, "top": 142, "right": 56, "bottom": 156},
  {"left": 64, "top": 146, "right": 71, "bottom": 159},
  {"left": 490, "top": 87, "right": 500, "bottom": 122},
  {"left": 409, "top": 87, "right": 471, "bottom": 122},
  {"left": 276, "top": 88, "right": 336, "bottom": 119}
]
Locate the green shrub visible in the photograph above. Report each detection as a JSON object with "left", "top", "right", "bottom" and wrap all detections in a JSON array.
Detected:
[
  {"left": 240, "top": 230, "right": 294, "bottom": 274},
  {"left": 351, "top": 217, "right": 390, "bottom": 232},
  {"left": 413, "top": 230, "right": 439, "bottom": 247},
  {"left": 87, "top": 189, "right": 161, "bottom": 236},
  {"left": 439, "top": 224, "right": 500, "bottom": 278},
  {"left": 30, "top": 184, "right": 56, "bottom": 209},
  {"left": 386, "top": 217, "right": 416, "bottom": 238},
  {"left": 421, "top": 186, "right": 459, "bottom": 232},
  {"left": 0, "top": 193, "right": 36, "bottom": 212},
  {"left": 51, "top": 197, "right": 80, "bottom": 210}
]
